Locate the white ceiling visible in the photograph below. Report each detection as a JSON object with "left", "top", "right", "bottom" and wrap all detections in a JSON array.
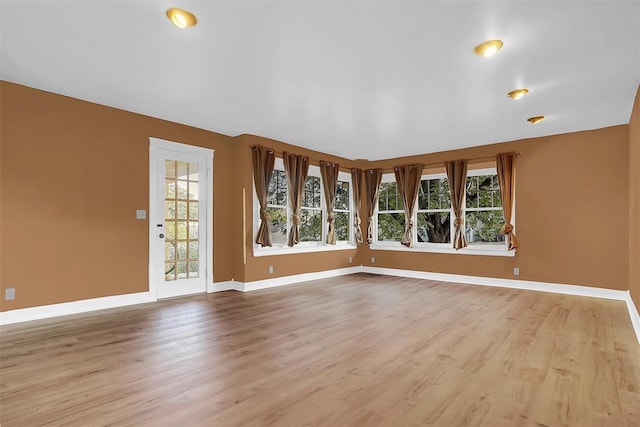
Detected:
[{"left": 2, "top": 1, "right": 639, "bottom": 160}]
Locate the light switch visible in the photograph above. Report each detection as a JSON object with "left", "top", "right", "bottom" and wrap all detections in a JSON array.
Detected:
[{"left": 136, "top": 210, "right": 147, "bottom": 220}]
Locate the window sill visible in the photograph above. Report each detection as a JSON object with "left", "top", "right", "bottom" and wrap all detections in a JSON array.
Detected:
[
  {"left": 253, "top": 243, "right": 357, "bottom": 257},
  {"left": 369, "top": 243, "right": 515, "bottom": 257}
]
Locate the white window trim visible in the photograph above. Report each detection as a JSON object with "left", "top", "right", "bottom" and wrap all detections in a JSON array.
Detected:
[
  {"left": 253, "top": 158, "right": 356, "bottom": 257},
  {"left": 371, "top": 167, "right": 515, "bottom": 257}
]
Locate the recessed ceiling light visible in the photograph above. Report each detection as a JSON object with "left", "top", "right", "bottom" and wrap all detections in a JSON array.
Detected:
[
  {"left": 166, "top": 7, "right": 197, "bottom": 29},
  {"left": 474, "top": 39, "right": 503, "bottom": 57},
  {"left": 527, "top": 116, "right": 545, "bottom": 124},
  {"left": 508, "top": 88, "right": 529, "bottom": 100}
]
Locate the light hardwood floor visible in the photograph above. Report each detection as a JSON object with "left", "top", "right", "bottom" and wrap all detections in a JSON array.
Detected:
[{"left": 1, "top": 274, "right": 639, "bottom": 426}]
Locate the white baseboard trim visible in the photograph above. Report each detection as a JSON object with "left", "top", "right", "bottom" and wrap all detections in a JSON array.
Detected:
[
  {"left": 207, "top": 280, "right": 241, "bottom": 293},
  {"left": 0, "top": 292, "right": 156, "bottom": 325},
  {"left": 3, "top": 265, "right": 639, "bottom": 347},
  {"left": 238, "top": 266, "right": 362, "bottom": 292},
  {"left": 361, "top": 266, "right": 629, "bottom": 301},
  {"left": 625, "top": 292, "right": 640, "bottom": 345}
]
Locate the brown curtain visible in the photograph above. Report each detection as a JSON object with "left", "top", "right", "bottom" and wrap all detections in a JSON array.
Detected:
[
  {"left": 446, "top": 160, "right": 468, "bottom": 250},
  {"left": 251, "top": 146, "right": 276, "bottom": 247},
  {"left": 320, "top": 161, "right": 339, "bottom": 244},
  {"left": 365, "top": 169, "right": 383, "bottom": 244},
  {"left": 351, "top": 169, "right": 364, "bottom": 244},
  {"left": 394, "top": 164, "right": 424, "bottom": 248},
  {"left": 496, "top": 152, "right": 519, "bottom": 250},
  {"left": 283, "top": 152, "right": 310, "bottom": 246}
]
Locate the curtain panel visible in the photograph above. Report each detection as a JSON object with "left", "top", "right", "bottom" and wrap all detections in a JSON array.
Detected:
[
  {"left": 394, "top": 164, "right": 424, "bottom": 247},
  {"left": 283, "top": 152, "right": 310, "bottom": 246},
  {"left": 251, "top": 145, "right": 276, "bottom": 247},
  {"left": 351, "top": 169, "right": 364, "bottom": 244},
  {"left": 320, "top": 161, "right": 339, "bottom": 245},
  {"left": 496, "top": 152, "right": 519, "bottom": 250},
  {"left": 446, "top": 160, "right": 468, "bottom": 250},
  {"left": 365, "top": 169, "right": 383, "bottom": 244}
]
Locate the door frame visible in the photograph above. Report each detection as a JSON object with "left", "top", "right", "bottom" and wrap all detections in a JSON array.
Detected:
[{"left": 148, "top": 137, "right": 214, "bottom": 299}]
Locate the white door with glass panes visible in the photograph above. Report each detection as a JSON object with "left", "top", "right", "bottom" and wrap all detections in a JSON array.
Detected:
[{"left": 149, "top": 138, "right": 213, "bottom": 299}]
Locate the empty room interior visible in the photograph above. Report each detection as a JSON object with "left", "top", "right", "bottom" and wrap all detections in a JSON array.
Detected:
[{"left": 2, "top": 1, "right": 640, "bottom": 425}]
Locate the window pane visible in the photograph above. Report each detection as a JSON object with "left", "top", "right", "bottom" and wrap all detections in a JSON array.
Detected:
[
  {"left": 177, "top": 201, "right": 187, "bottom": 219},
  {"left": 188, "top": 182, "right": 198, "bottom": 200},
  {"left": 299, "top": 209, "right": 322, "bottom": 242},
  {"left": 188, "top": 261, "right": 199, "bottom": 278},
  {"left": 419, "top": 178, "right": 450, "bottom": 210},
  {"left": 303, "top": 176, "right": 321, "bottom": 208},
  {"left": 466, "top": 176, "right": 478, "bottom": 209},
  {"left": 188, "top": 202, "right": 198, "bottom": 220},
  {"left": 188, "top": 241, "right": 198, "bottom": 260},
  {"left": 165, "top": 160, "right": 176, "bottom": 179},
  {"left": 177, "top": 242, "right": 187, "bottom": 260},
  {"left": 188, "top": 221, "right": 198, "bottom": 239},
  {"left": 267, "top": 207, "right": 288, "bottom": 245},
  {"left": 377, "top": 212, "right": 405, "bottom": 241},
  {"left": 165, "top": 180, "right": 176, "bottom": 199},
  {"left": 165, "top": 221, "right": 176, "bottom": 239},
  {"left": 165, "top": 262, "right": 176, "bottom": 281},
  {"left": 177, "top": 261, "right": 188, "bottom": 279},
  {"left": 177, "top": 221, "right": 187, "bottom": 239},
  {"left": 465, "top": 210, "right": 505, "bottom": 245},
  {"left": 188, "top": 163, "right": 199, "bottom": 181},
  {"left": 176, "top": 162, "right": 189, "bottom": 180},
  {"left": 417, "top": 212, "right": 451, "bottom": 243},
  {"left": 378, "top": 182, "right": 401, "bottom": 211},
  {"left": 268, "top": 170, "right": 287, "bottom": 206},
  {"left": 334, "top": 211, "right": 349, "bottom": 241},
  {"left": 165, "top": 201, "right": 176, "bottom": 219},
  {"left": 177, "top": 181, "right": 188, "bottom": 200},
  {"left": 467, "top": 175, "right": 502, "bottom": 209},
  {"left": 335, "top": 181, "right": 350, "bottom": 210},
  {"left": 165, "top": 242, "right": 176, "bottom": 260}
]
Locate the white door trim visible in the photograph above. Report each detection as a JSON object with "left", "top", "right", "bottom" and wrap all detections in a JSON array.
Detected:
[{"left": 148, "top": 137, "right": 214, "bottom": 299}]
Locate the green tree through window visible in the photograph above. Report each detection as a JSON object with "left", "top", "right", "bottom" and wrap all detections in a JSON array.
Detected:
[
  {"left": 377, "top": 182, "right": 405, "bottom": 242},
  {"left": 260, "top": 163, "right": 352, "bottom": 247},
  {"left": 375, "top": 170, "right": 510, "bottom": 250}
]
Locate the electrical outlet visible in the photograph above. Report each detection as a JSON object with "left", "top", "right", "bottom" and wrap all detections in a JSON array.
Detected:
[
  {"left": 349, "top": 256, "right": 353, "bottom": 264},
  {"left": 268, "top": 265, "right": 273, "bottom": 274},
  {"left": 136, "top": 210, "right": 146, "bottom": 219},
  {"left": 5, "top": 288, "right": 15, "bottom": 300},
  {"left": 371, "top": 257, "right": 375, "bottom": 264},
  {"left": 513, "top": 267, "right": 520, "bottom": 276}
]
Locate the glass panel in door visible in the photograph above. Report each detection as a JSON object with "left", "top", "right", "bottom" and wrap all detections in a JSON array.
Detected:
[{"left": 164, "top": 160, "right": 200, "bottom": 282}]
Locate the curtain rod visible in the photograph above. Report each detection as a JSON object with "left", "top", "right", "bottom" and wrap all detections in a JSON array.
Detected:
[
  {"left": 252, "top": 146, "right": 352, "bottom": 172},
  {"left": 376, "top": 153, "right": 522, "bottom": 173},
  {"left": 252, "top": 145, "right": 521, "bottom": 173}
]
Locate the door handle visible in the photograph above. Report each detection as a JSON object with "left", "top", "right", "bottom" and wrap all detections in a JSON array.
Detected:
[{"left": 159, "top": 233, "right": 165, "bottom": 239}]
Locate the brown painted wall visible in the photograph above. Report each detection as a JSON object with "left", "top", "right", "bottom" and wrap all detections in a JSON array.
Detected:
[
  {"left": 361, "top": 126, "right": 630, "bottom": 291},
  {"left": 0, "top": 82, "right": 239, "bottom": 310},
  {"left": 629, "top": 85, "right": 640, "bottom": 309},
  {"left": 0, "top": 81, "right": 635, "bottom": 313},
  {"left": 238, "top": 135, "right": 360, "bottom": 282}
]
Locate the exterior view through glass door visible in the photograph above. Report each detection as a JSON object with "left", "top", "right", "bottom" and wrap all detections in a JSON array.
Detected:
[
  {"left": 149, "top": 138, "right": 213, "bottom": 299},
  {"left": 164, "top": 160, "right": 201, "bottom": 284}
]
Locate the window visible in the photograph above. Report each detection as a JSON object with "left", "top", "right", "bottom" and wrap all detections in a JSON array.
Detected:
[
  {"left": 373, "top": 168, "right": 513, "bottom": 256},
  {"left": 266, "top": 169, "right": 288, "bottom": 245},
  {"left": 417, "top": 177, "right": 451, "bottom": 244},
  {"left": 300, "top": 176, "right": 322, "bottom": 242},
  {"left": 334, "top": 180, "right": 350, "bottom": 242},
  {"left": 377, "top": 180, "right": 405, "bottom": 242},
  {"left": 465, "top": 173, "right": 504, "bottom": 246},
  {"left": 255, "top": 158, "right": 354, "bottom": 254}
]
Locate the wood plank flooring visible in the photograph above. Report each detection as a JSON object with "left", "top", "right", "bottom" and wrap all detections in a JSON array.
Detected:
[{"left": 1, "top": 273, "right": 639, "bottom": 426}]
